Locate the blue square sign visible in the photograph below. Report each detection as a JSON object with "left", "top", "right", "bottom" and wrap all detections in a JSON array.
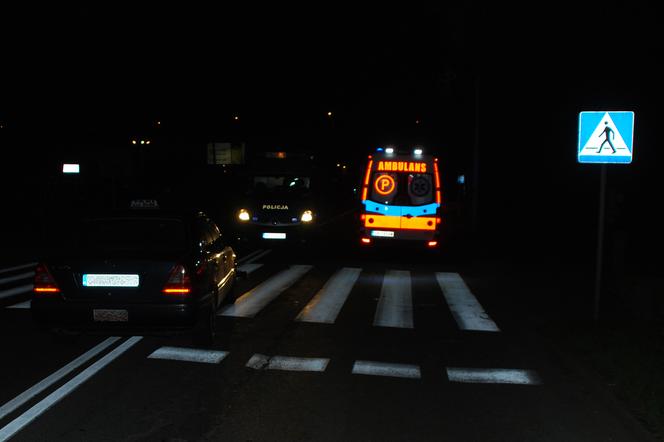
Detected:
[{"left": 578, "top": 111, "right": 634, "bottom": 164}]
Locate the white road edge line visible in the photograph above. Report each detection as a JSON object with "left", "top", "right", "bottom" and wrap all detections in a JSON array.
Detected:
[
  {"left": 237, "top": 249, "right": 264, "bottom": 265},
  {"left": 436, "top": 272, "right": 500, "bottom": 332},
  {"left": 148, "top": 347, "right": 229, "bottom": 364},
  {"left": 246, "top": 354, "right": 330, "bottom": 372},
  {"left": 373, "top": 270, "right": 414, "bottom": 329},
  {"left": 0, "top": 263, "right": 37, "bottom": 276},
  {"left": 446, "top": 367, "right": 541, "bottom": 385},
  {"left": 0, "top": 337, "right": 121, "bottom": 422},
  {"left": 0, "top": 271, "right": 35, "bottom": 286},
  {"left": 296, "top": 267, "right": 362, "bottom": 324},
  {"left": 0, "top": 284, "right": 34, "bottom": 301},
  {"left": 0, "top": 336, "right": 142, "bottom": 441},
  {"left": 352, "top": 360, "right": 421, "bottom": 379}
]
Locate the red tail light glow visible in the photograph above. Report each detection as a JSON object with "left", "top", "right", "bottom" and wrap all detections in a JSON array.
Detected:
[
  {"left": 33, "top": 264, "right": 61, "bottom": 295},
  {"left": 162, "top": 264, "right": 192, "bottom": 295},
  {"left": 361, "top": 237, "right": 371, "bottom": 245},
  {"left": 427, "top": 241, "right": 438, "bottom": 248}
]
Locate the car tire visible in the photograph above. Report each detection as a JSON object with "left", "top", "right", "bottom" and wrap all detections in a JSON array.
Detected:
[{"left": 193, "top": 304, "right": 215, "bottom": 346}]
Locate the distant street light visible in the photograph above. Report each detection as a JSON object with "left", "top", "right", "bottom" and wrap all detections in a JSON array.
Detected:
[
  {"left": 131, "top": 140, "right": 137, "bottom": 145},
  {"left": 327, "top": 111, "right": 333, "bottom": 117},
  {"left": 234, "top": 115, "right": 240, "bottom": 121}
]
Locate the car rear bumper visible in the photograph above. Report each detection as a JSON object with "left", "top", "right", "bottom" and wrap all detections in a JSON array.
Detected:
[{"left": 31, "top": 298, "right": 201, "bottom": 329}]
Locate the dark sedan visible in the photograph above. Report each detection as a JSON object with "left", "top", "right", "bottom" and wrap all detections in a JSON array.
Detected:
[{"left": 31, "top": 207, "right": 237, "bottom": 344}]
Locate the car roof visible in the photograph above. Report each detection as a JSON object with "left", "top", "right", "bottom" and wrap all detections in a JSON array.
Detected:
[{"left": 81, "top": 208, "right": 209, "bottom": 222}]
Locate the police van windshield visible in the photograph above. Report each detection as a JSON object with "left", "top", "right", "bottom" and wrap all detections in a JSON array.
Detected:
[
  {"left": 251, "top": 176, "right": 311, "bottom": 195},
  {"left": 370, "top": 172, "right": 434, "bottom": 206}
]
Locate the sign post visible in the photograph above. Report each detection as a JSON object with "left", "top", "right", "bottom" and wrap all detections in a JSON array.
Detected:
[{"left": 578, "top": 111, "right": 634, "bottom": 322}]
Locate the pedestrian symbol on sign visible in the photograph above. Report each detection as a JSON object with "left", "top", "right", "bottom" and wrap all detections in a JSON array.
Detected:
[{"left": 598, "top": 122, "right": 616, "bottom": 154}]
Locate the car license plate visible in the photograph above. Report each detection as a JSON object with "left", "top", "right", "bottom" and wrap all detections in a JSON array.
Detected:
[
  {"left": 262, "top": 232, "right": 286, "bottom": 239},
  {"left": 371, "top": 230, "right": 395, "bottom": 238},
  {"left": 93, "top": 309, "right": 129, "bottom": 322},
  {"left": 82, "top": 274, "right": 140, "bottom": 287}
]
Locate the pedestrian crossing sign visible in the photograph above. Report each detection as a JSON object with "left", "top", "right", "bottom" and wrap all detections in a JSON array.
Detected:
[{"left": 578, "top": 111, "right": 634, "bottom": 164}]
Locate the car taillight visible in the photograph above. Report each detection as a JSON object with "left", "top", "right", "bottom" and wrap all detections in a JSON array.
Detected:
[
  {"left": 33, "top": 263, "right": 61, "bottom": 296},
  {"left": 361, "top": 237, "right": 372, "bottom": 245},
  {"left": 162, "top": 264, "right": 192, "bottom": 296},
  {"left": 427, "top": 241, "right": 438, "bottom": 248}
]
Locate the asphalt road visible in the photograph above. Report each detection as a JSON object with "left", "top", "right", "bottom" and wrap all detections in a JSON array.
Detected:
[{"left": 0, "top": 218, "right": 656, "bottom": 442}]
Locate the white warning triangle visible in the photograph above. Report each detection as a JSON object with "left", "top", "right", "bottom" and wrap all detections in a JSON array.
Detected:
[{"left": 580, "top": 112, "right": 630, "bottom": 157}]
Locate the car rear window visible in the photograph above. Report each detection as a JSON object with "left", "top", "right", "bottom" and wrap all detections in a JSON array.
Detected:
[{"left": 79, "top": 218, "right": 188, "bottom": 253}]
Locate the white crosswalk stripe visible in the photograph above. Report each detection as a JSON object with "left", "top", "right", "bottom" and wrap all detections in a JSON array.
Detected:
[
  {"left": 0, "top": 262, "right": 37, "bottom": 275},
  {"left": 219, "top": 265, "right": 312, "bottom": 318},
  {"left": 296, "top": 267, "right": 362, "bottom": 324},
  {"left": 0, "top": 271, "right": 34, "bottom": 286},
  {"left": 373, "top": 270, "right": 414, "bottom": 329},
  {"left": 6, "top": 300, "right": 31, "bottom": 309},
  {"left": 436, "top": 272, "right": 500, "bottom": 332},
  {"left": 446, "top": 367, "right": 540, "bottom": 385},
  {"left": 0, "top": 284, "right": 33, "bottom": 301},
  {"left": 238, "top": 263, "right": 263, "bottom": 275}
]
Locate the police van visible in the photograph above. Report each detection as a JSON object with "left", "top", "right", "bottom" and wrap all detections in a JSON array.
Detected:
[
  {"left": 359, "top": 147, "right": 442, "bottom": 247},
  {"left": 233, "top": 152, "right": 317, "bottom": 244}
]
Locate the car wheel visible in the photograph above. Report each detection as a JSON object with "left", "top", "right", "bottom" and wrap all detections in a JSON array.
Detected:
[{"left": 193, "top": 304, "right": 215, "bottom": 346}]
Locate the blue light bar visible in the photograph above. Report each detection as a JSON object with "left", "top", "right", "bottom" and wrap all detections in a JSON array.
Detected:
[{"left": 376, "top": 147, "right": 384, "bottom": 152}]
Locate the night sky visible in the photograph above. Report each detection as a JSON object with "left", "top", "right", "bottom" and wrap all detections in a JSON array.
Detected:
[{"left": 1, "top": 4, "right": 661, "bottom": 267}]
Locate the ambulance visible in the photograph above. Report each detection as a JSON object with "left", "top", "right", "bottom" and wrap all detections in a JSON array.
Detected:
[{"left": 359, "top": 147, "right": 442, "bottom": 247}]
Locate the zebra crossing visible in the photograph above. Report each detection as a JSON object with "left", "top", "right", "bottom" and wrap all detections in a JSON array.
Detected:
[
  {"left": 227, "top": 262, "right": 500, "bottom": 333},
  {"left": 1, "top": 256, "right": 499, "bottom": 336}
]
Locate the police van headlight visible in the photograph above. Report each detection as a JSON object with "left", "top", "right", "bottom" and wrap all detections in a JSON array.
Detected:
[
  {"left": 301, "top": 210, "right": 314, "bottom": 223},
  {"left": 238, "top": 209, "right": 251, "bottom": 222}
]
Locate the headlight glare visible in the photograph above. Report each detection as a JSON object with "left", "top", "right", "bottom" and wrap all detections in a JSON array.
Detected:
[
  {"left": 238, "top": 209, "right": 250, "bottom": 221},
  {"left": 301, "top": 210, "right": 313, "bottom": 223}
]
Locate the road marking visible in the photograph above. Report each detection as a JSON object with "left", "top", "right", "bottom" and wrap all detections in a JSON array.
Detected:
[
  {"left": 6, "top": 300, "right": 31, "bottom": 309},
  {"left": 219, "top": 265, "right": 312, "bottom": 318},
  {"left": 0, "top": 336, "right": 141, "bottom": 441},
  {"left": 241, "top": 249, "right": 272, "bottom": 266},
  {"left": 246, "top": 354, "right": 329, "bottom": 372},
  {"left": 436, "top": 272, "right": 500, "bottom": 332},
  {"left": 0, "top": 263, "right": 37, "bottom": 276},
  {"left": 0, "top": 337, "right": 120, "bottom": 422},
  {"left": 237, "top": 263, "right": 263, "bottom": 275},
  {"left": 0, "top": 271, "right": 34, "bottom": 285},
  {"left": 373, "top": 270, "right": 413, "bottom": 329},
  {"left": 352, "top": 360, "right": 421, "bottom": 379},
  {"left": 0, "top": 284, "right": 33, "bottom": 300},
  {"left": 295, "top": 267, "right": 362, "bottom": 324},
  {"left": 446, "top": 367, "right": 541, "bottom": 385},
  {"left": 148, "top": 346, "right": 229, "bottom": 364},
  {"left": 237, "top": 249, "right": 264, "bottom": 265}
]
